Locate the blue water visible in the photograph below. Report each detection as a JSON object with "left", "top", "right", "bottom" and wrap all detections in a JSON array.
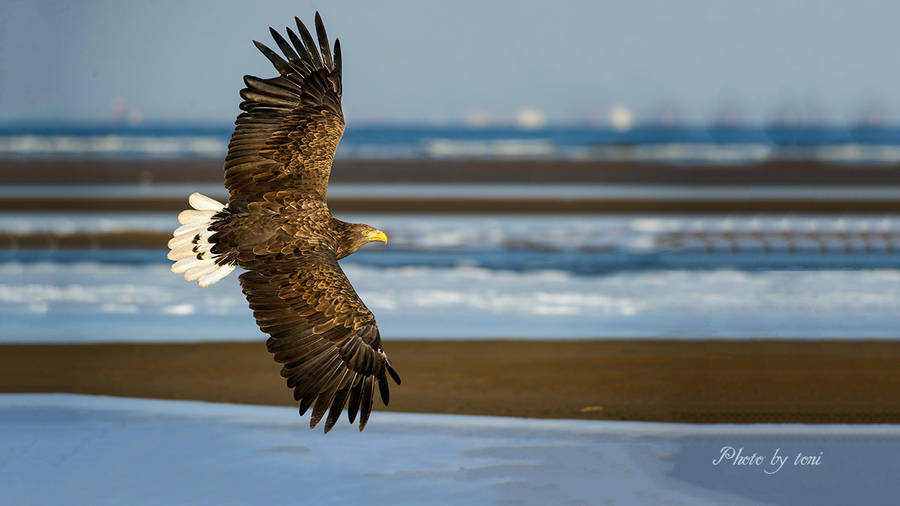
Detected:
[
  {"left": 1, "top": 248, "right": 897, "bottom": 275},
  {"left": 5, "top": 122, "right": 900, "bottom": 146},
  {"left": 5, "top": 123, "right": 900, "bottom": 162}
]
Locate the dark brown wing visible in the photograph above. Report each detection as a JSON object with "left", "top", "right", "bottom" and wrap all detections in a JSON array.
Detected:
[
  {"left": 225, "top": 12, "right": 344, "bottom": 205},
  {"left": 240, "top": 250, "right": 401, "bottom": 432}
]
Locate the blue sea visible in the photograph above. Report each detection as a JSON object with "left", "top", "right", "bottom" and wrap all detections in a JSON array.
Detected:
[{"left": 4, "top": 123, "right": 900, "bottom": 163}]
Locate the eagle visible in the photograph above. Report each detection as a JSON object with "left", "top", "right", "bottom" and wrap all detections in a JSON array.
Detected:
[{"left": 167, "top": 13, "right": 400, "bottom": 433}]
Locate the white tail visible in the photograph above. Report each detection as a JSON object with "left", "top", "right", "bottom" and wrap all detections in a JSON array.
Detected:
[{"left": 168, "top": 193, "right": 235, "bottom": 287}]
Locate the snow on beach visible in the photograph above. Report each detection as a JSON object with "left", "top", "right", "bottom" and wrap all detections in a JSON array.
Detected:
[{"left": 2, "top": 394, "right": 899, "bottom": 506}]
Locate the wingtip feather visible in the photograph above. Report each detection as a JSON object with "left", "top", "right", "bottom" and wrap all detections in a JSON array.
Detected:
[
  {"left": 358, "top": 377, "right": 374, "bottom": 432},
  {"left": 334, "top": 38, "right": 341, "bottom": 73},
  {"left": 387, "top": 363, "right": 401, "bottom": 385},
  {"left": 347, "top": 379, "right": 362, "bottom": 424},
  {"left": 313, "top": 12, "right": 333, "bottom": 70},
  {"left": 253, "top": 40, "right": 291, "bottom": 75},
  {"left": 294, "top": 15, "right": 323, "bottom": 69},
  {"left": 378, "top": 376, "right": 390, "bottom": 405}
]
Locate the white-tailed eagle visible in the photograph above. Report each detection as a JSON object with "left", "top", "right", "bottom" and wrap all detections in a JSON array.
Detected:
[{"left": 167, "top": 12, "right": 400, "bottom": 433}]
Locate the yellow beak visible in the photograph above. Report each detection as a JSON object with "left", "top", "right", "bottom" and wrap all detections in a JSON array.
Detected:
[{"left": 367, "top": 229, "right": 388, "bottom": 243}]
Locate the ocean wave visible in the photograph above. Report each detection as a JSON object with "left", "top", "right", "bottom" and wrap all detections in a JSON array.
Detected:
[
  {"left": 6, "top": 132, "right": 900, "bottom": 163},
  {"left": 0, "top": 135, "right": 227, "bottom": 158},
  {"left": 421, "top": 139, "right": 557, "bottom": 158}
]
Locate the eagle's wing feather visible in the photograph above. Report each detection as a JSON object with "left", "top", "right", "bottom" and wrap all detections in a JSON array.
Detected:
[
  {"left": 239, "top": 250, "right": 400, "bottom": 432},
  {"left": 225, "top": 13, "right": 343, "bottom": 205}
]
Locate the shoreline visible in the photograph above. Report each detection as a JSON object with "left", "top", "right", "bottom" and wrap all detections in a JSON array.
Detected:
[{"left": 4, "top": 339, "right": 900, "bottom": 423}]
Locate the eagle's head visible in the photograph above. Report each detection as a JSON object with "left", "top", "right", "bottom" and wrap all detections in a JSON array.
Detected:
[{"left": 337, "top": 223, "right": 387, "bottom": 258}]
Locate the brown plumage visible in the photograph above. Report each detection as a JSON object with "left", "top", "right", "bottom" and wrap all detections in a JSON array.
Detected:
[{"left": 167, "top": 12, "right": 400, "bottom": 433}]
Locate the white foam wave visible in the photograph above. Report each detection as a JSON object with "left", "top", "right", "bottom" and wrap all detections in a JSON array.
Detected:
[
  {"left": 422, "top": 139, "right": 557, "bottom": 158},
  {"left": 6, "top": 133, "right": 900, "bottom": 164},
  {"left": 0, "top": 135, "right": 227, "bottom": 158},
  {"left": 163, "top": 304, "right": 195, "bottom": 315},
  {"left": 0, "top": 261, "right": 898, "bottom": 342},
  {"left": 352, "top": 141, "right": 900, "bottom": 164}
]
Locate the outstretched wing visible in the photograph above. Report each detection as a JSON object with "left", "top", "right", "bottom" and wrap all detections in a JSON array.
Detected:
[
  {"left": 240, "top": 251, "right": 400, "bottom": 432},
  {"left": 225, "top": 12, "right": 344, "bottom": 204}
]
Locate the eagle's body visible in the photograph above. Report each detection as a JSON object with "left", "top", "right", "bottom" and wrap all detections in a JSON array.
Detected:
[
  {"left": 209, "top": 196, "right": 368, "bottom": 264},
  {"left": 168, "top": 13, "right": 399, "bottom": 433}
]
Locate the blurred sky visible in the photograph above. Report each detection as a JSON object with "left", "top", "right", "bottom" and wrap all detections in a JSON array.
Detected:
[{"left": 3, "top": 0, "right": 900, "bottom": 125}]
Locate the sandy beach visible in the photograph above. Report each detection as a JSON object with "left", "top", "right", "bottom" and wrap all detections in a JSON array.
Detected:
[
  {"left": 4, "top": 339, "right": 900, "bottom": 423},
  {"left": 5, "top": 158, "right": 900, "bottom": 213}
]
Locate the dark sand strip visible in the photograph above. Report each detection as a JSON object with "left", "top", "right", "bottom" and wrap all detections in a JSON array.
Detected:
[
  {"left": 5, "top": 158, "right": 900, "bottom": 185},
  {"left": 0, "top": 231, "right": 169, "bottom": 249},
  {"left": 4, "top": 197, "right": 900, "bottom": 213},
  {"left": 3, "top": 340, "right": 900, "bottom": 423}
]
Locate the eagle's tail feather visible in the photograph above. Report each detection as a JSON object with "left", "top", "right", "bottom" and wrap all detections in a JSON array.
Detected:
[{"left": 168, "top": 193, "right": 235, "bottom": 287}]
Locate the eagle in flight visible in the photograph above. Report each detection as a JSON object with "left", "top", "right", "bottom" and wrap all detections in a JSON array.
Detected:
[{"left": 167, "top": 13, "right": 400, "bottom": 433}]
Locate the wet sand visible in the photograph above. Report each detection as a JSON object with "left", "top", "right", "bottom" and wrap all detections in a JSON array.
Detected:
[
  {"left": 0, "top": 231, "right": 169, "bottom": 249},
  {"left": 4, "top": 340, "right": 900, "bottom": 423},
  {"left": 5, "top": 158, "right": 900, "bottom": 213}
]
